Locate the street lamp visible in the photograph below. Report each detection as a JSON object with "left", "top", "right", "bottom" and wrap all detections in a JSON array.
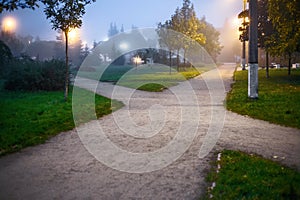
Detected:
[
  {"left": 2, "top": 16, "right": 17, "bottom": 33},
  {"left": 238, "top": 0, "right": 249, "bottom": 70},
  {"left": 68, "top": 28, "right": 79, "bottom": 44},
  {"left": 133, "top": 56, "right": 141, "bottom": 69}
]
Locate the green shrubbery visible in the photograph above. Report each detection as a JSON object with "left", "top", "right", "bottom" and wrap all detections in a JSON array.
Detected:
[{"left": 4, "top": 58, "right": 66, "bottom": 91}]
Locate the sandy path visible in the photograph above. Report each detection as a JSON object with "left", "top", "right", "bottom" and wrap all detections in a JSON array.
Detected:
[{"left": 0, "top": 64, "right": 299, "bottom": 200}]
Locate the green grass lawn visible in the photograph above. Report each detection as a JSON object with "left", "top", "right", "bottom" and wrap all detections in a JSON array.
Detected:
[
  {"left": 0, "top": 87, "right": 123, "bottom": 156},
  {"left": 226, "top": 69, "right": 300, "bottom": 129},
  {"left": 77, "top": 64, "right": 133, "bottom": 82},
  {"left": 77, "top": 64, "right": 202, "bottom": 92},
  {"left": 205, "top": 150, "right": 300, "bottom": 199}
]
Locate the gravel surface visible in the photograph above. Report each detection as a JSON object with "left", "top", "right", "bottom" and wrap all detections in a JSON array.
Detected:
[{"left": 0, "top": 64, "right": 299, "bottom": 200}]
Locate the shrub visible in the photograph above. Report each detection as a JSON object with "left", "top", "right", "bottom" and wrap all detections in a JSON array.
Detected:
[
  {"left": 4, "top": 59, "right": 67, "bottom": 91},
  {"left": 0, "top": 40, "right": 13, "bottom": 78}
]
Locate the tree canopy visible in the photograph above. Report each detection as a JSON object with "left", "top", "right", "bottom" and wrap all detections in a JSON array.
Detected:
[
  {"left": 0, "top": 0, "right": 39, "bottom": 13},
  {"left": 267, "top": 0, "right": 300, "bottom": 54},
  {"left": 157, "top": 0, "right": 221, "bottom": 63},
  {"left": 266, "top": 0, "right": 300, "bottom": 74}
]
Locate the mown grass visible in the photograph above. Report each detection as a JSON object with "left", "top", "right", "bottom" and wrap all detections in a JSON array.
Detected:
[
  {"left": 204, "top": 150, "right": 300, "bottom": 199},
  {"left": 77, "top": 64, "right": 133, "bottom": 82},
  {"left": 78, "top": 64, "right": 203, "bottom": 92},
  {"left": 0, "top": 87, "right": 123, "bottom": 156},
  {"left": 226, "top": 69, "right": 300, "bottom": 129}
]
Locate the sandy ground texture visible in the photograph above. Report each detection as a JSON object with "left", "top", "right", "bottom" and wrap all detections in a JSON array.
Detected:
[{"left": 0, "top": 64, "right": 299, "bottom": 200}]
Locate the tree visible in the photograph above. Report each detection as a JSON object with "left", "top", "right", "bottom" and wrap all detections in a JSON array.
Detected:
[
  {"left": 0, "top": 40, "right": 13, "bottom": 77},
  {"left": 120, "top": 24, "right": 124, "bottom": 33},
  {"left": 158, "top": 0, "right": 222, "bottom": 67},
  {"left": 173, "top": 0, "right": 206, "bottom": 66},
  {"left": 199, "top": 17, "right": 222, "bottom": 62},
  {"left": 258, "top": 0, "right": 274, "bottom": 77},
  {"left": 267, "top": 0, "right": 300, "bottom": 75},
  {"left": 157, "top": 21, "right": 176, "bottom": 71},
  {"left": 0, "top": 0, "right": 39, "bottom": 13},
  {"left": 42, "top": 0, "right": 95, "bottom": 101},
  {"left": 108, "top": 22, "right": 119, "bottom": 38}
]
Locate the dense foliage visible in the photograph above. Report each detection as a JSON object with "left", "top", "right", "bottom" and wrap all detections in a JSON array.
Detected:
[
  {"left": 0, "top": 40, "right": 13, "bottom": 77},
  {"left": 0, "top": 0, "right": 39, "bottom": 13},
  {"left": 157, "top": 0, "right": 221, "bottom": 63},
  {"left": 4, "top": 59, "right": 67, "bottom": 91}
]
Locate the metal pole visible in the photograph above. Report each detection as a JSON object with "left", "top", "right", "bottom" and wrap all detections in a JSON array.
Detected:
[
  {"left": 242, "top": 40, "right": 246, "bottom": 70},
  {"left": 241, "top": 0, "right": 247, "bottom": 70},
  {"left": 248, "top": 0, "right": 258, "bottom": 99}
]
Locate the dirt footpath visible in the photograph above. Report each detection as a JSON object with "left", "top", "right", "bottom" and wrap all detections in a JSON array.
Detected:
[{"left": 0, "top": 64, "right": 299, "bottom": 200}]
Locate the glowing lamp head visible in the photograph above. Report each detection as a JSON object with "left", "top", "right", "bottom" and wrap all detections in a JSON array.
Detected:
[
  {"left": 2, "top": 16, "right": 17, "bottom": 32},
  {"left": 133, "top": 56, "right": 142, "bottom": 65}
]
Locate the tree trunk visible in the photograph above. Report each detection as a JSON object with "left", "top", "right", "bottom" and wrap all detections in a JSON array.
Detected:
[
  {"left": 176, "top": 49, "right": 179, "bottom": 72},
  {"left": 64, "top": 31, "right": 69, "bottom": 102},
  {"left": 288, "top": 52, "right": 291, "bottom": 76},
  {"left": 169, "top": 51, "right": 172, "bottom": 75},
  {"left": 266, "top": 51, "right": 269, "bottom": 78},
  {"left": 183, "top": 49, "right": 186, "bottom": 70}
]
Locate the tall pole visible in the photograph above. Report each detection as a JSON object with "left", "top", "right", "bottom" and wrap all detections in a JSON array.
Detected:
[
  {"left": 241, "top": 0, "right": 247, "bottom": 70},
  {"left": 242, "top": 38, "right": 246, "bottom": 70},
  {"left": 248, "top": 0, "right": 258, "bottom": 99}
]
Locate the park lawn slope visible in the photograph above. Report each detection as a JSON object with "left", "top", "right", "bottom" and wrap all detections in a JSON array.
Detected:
[
  {"left": 0, "top": 87, "right": 123, "bottom": 156},
  {"left": 226, "top": 69, "right": 300, "bottom": 129},
  {"left": 77, "top": 64, "right": 202, "bottom": 92}
]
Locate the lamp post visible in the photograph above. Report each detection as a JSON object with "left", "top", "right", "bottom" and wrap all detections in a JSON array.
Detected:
[
  {"left": 133, "top": 56, "right": 141, "bottom": 70},
  {"left": 242, "top": 0, "right": 247, "bottom": 70},
  {"left": 238, "top": 0, "right": 249, "bottom": 70},
  {"left": 248, "top": 0, "right": 258, "bottom": 99}
]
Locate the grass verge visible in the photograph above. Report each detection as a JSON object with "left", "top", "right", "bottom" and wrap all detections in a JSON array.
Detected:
[
  {"left": 205, "top": 150, "right": 300, "bottom": 199},
  {"left": 226, "top": 69, "right": 300, "bottom": 129},
  {"left": 0, "top": 87, "right": 123, "bottom": 156}
]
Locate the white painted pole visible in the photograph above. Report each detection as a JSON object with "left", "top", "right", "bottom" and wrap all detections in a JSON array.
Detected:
[{"left": 248, "top": 0, "right": 258, "bottom": 99}]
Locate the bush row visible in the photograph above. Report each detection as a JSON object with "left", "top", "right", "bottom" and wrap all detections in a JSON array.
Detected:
[{"left": 4, "top": 59, "right": 67, "bottom": 91}]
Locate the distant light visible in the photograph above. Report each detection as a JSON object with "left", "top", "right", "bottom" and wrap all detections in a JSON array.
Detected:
[
  {"left": 133, "top": 56, "right": 142, "bottom": 65},
  {"left": 102, "top": 37, "right": 109, "bottom": 42},
  {"left": 119, "top": 42, "right": 129, "bottom": 50},
  {"left": 2, "top": 16, "right": 17, "bottom": 32}
]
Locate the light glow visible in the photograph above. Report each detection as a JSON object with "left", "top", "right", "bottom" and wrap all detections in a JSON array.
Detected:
[
  {"left": 232, "top": 17, "right": 241, "bottom": 28},
  {"left": 119, "top": 42, "right": 129, "bottom": 50},
  {"left": 68, "top": 28, "right": 78, "bottom": 41},
  {"left": 133, "top": 56, "right": 142, "bottom": 65},
  {"left": 2, "top": 16, "right": 17, "bottom": 32}
]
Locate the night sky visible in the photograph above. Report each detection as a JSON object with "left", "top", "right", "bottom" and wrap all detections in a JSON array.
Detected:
[{"left": 0, "top": 0, "right": 242, "bottom": 46}]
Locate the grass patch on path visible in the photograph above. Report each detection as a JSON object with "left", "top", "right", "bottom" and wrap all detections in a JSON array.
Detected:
[
  {"left": 205, "top": 150, "right": 300, "bottom": 199},
  {"left": 226, "top": 69, "right": 300, "bottom": 129},
  {"left": 0, "top": 87, "right": 123, "bottom": 156}
]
